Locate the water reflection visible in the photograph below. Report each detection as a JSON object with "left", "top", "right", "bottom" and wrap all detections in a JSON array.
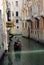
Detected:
[
  {"left": 1, "top": 36, "right": 44, "bottom": 65},
  {"left": 15, "top": 51, "right": 21, "bottom": 61},
  {"left": 0, "top": 54, "right": 9, "bottom": 65},
  {"left": 25, "top": 53, "right": 44, "bottom": 65},
  {"left": 1, "top": 52, "right": 44, "bottom": 65},
  {"left": 8, "top": 53, "right": 15, "bottom": 65},
  {"left": 8, "top": 54, "right": 13, "bottom": 65}
]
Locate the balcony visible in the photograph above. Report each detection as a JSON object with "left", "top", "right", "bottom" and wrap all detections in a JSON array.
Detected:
[
  {"left": 25, "top": 16, "right": 32, "bottom": 21},
  {"left": 6, "top": 21, "right": 14, "bottom": 27},
  {"left": 40, "top": 9, "right": 44, "bottom": 17}
]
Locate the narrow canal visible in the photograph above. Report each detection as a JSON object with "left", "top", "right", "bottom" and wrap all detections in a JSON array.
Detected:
[{"left": 0, "top": 35, "right": 44, "bottom": 65}]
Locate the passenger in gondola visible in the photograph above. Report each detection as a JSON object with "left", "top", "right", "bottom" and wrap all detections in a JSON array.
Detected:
[{"left": 14, "top": 38, "right": 21, "bottom": 51}]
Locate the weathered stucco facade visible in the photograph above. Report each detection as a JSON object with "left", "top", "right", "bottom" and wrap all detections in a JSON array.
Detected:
[{"left": 22, "top": 0, "right": 44, "bottom": 43}]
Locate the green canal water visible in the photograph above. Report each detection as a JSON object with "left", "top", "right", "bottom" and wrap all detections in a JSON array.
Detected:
[{"left": 0, "top": 35, "right": 44, "bottom": 65}]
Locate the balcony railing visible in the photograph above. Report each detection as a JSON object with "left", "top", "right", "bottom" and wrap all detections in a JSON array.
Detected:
[
  {"left": 6, "top": 21, "right": 14, "bottom": 27},
  {"left": 40, "top": 9, "right": 44, "bottom": 17},
  {"left": 25, "top": 16, "right": 32, "bottom": 21}
]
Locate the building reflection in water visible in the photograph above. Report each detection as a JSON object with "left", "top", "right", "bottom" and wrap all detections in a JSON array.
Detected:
[
  {"left": 15, "top": 51, "right": 21, "bottom": 61},
  {"left": 8, "top": 50, "right": 21, "bottom": 65},
  {"left": 0, "top": 54, "right": 9, "bottom": 65},
  {"left": 8, "top": 53, "right": 15, "bottom": 65},
  {"left": 14, "top": 42, "right": 22, "bottom": 61}
]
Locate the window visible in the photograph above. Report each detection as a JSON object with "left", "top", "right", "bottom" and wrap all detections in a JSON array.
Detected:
[
  {"left": 31, "top": 22, "right": 33, "bottom": 33},
  {"left": 37, "top": 21, "right": 39, "bottom": 29},
  {"left": 22, "top": 23, "right": 24, "bottom": 27},
  {"left": 0, "top": 10, "right": 1, "bottom": 19},
  {"left": 35, "top": 21, "right": 36, "bottom": 29},
  {"left": 31, "top": 22, "right": 33, "bottom": 29},
  {"left": 12, "top": 12, "right": 14, "bottom": 16},
  {"left": 35, "top": 31, "right": 36, "bottom": 34},
  {"left": 16, "top": 19, "right": 18, "bottom": 23},
  {"left": 35, "top": 18, "right": 39, "bottom": 29},
  {"left": 16, "top": 1, "right": 18, "bottom": 6},
  {"left": 7, "top": 10, "right": 11, "bottom": 21},
  {"left": 17, "top": 26, "right": 19, "bottom": 29},
  {"left": 43, "top": 17, "right": 44, "bottom": 28},
  {"left": 16, "top": 11, "right": 18, "bottom": 16},
  {"left": 36, "top": 19, "right": 39, "bottom": 29},
  {"left": 25, "top": 22, "right": 27, "bottom": 28},
  {"left": 31, "top": 30, "right": 33, "bottom": 33}
]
